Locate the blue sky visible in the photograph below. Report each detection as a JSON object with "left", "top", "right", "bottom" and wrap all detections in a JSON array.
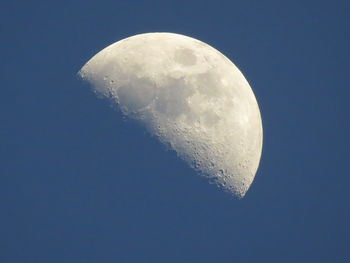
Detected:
[{"left": 1, "top": 0, "right": 349, "bottom": 262}]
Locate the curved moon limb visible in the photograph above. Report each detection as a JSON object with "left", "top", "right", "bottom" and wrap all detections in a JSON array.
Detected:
[{"left": 79, "top": 32, "right": 263, "bottom": 198}]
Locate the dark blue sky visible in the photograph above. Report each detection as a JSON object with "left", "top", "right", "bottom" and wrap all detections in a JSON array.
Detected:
[{"left": 2, "top": 0, "right": 349, "bottom": 262}]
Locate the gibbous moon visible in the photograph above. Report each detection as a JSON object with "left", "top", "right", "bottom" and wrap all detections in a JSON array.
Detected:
[{"left": 79, "top": 32, "right": 263, "bottom": 198}]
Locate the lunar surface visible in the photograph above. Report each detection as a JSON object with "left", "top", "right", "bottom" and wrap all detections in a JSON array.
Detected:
[{"left": 79, "top": 32, "right": 263, "bottom": 198}]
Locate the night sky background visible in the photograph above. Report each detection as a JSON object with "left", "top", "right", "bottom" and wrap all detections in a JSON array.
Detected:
[{"left": 2, "top": 0, "right": 350, "bottom": 262}]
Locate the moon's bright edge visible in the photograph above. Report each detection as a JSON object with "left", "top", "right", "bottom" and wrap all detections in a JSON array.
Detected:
[{"left": 79, "top": 32, "right": 263, "bottom": 198}]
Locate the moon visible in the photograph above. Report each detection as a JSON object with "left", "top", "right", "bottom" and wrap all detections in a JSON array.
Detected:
[{"left": 79, "top": 32, "right": 263, "bottom": 198}]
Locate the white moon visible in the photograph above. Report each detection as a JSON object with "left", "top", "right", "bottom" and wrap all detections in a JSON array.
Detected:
[{"left": 79, "top": 32, "right": 263, "bottom": 198}]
